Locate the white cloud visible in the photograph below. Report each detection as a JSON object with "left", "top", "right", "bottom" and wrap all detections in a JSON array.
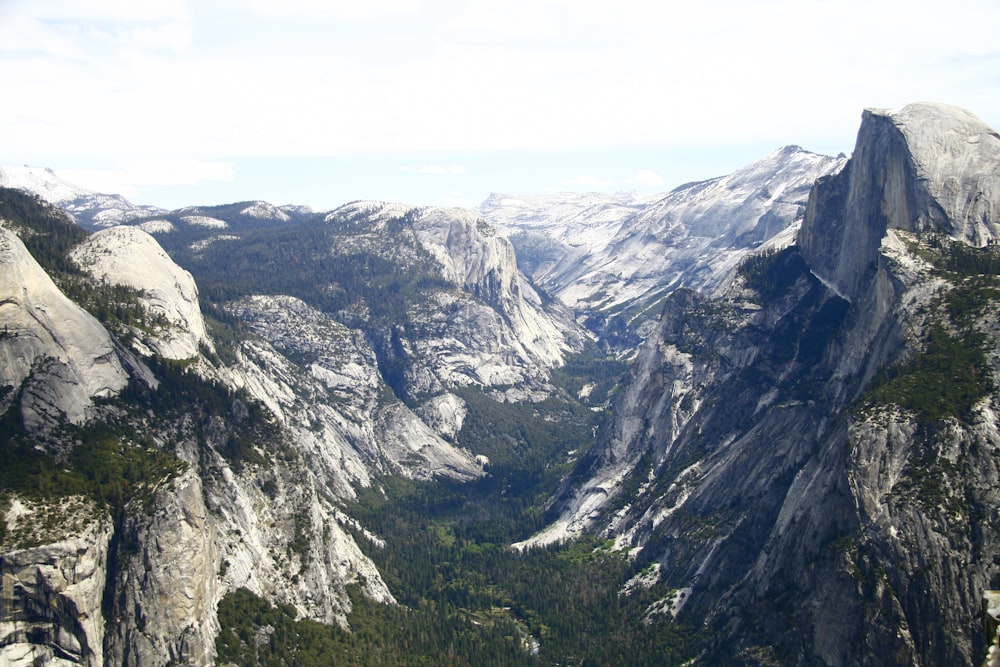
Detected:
[
  {"left": 442, "top": 194, "right": 476, "bottom": 208},
  {"left": 247, "top": 0, "right": 419, "bottom": 20},
  {"left": 57, "top": 159, "right": 233, "bottom": 198},
  {"left": 2, "top": 0, "right": 999, "bottom": 203},
  {"left": 564, "top": 175, "right": 616, "bottom": 189},
  {"left": 3, "top": 0, "right": 189, "bottom": 22},
  {"left": 634, "top": 169, "right": 665, "bottom": 187},
  {"left": 116, "top": 22, "right": 193, "bottom": 53}
]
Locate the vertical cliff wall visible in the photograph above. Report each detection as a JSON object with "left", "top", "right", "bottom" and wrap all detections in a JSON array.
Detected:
[
  {"left": 533, "top": 102, "right": 1000, "bottom": 665},
  {"left": 800, "top": 102, "right": 1000, "bottom": 301}
]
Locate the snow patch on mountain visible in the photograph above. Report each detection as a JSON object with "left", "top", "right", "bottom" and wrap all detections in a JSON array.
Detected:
[
  {"left": 241, "top": 201, "right": 291, "bottom": 221},
  {"left": 481, "top": 147, "right": 847, "bottom": 341},
  {"left": 0, "top": 165, "right": 95, "bottom": 203},
  {"left": 0, "top": 165, "right": 165, "bottom": 228},
  {"left": 138, "top": 219, "right": 175, "bottom": 234},
  {"left": 182, "top": 215, "right": 228, "bottom": 228},
  {"left": 324, "top": 200, "right": 414, "bottom": 224}
]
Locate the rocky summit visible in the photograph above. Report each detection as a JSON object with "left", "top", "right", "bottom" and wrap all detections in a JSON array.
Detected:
[
  {"left": 529, "top": 102, "right": 1000, "bottom": 664},
  {"left": 2, "top": 102, "right": 1000, "bottom": 667}
]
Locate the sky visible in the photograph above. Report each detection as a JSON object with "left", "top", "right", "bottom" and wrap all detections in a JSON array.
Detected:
[{"left": 2, "top": 0, "right": 999, "bottom": 212}]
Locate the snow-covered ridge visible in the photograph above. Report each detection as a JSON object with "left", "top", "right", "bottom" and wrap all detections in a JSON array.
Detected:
[
  {"left": 324, "top": 200, "right": 416, "bottom": 224},
  {"left": 0, "top": 165, "right": 166, "bottom": 228},
  {"left": 0, "top": 165, "right": 96, "bottom": 202},
  {"left": 481, "top": 146, "right": 847, "bottom": 339},
  {"left": 241, "top": 201, "right": 292, "bottom": 221},
  {"left": 181, "top": 215, "right": 228, "bottom": 228}
]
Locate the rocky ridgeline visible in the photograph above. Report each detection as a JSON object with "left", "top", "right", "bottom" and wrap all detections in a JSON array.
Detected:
[
  {"left": 482, "top": 145, "right": 847, "bottom": 346},
  {"left": 0, "top": 190, "right": 580, "bottom": 665},
  {"left": 529, "top": 102, "right": 1000, "bottom": 665},
  {"left": 2, "top": 102, "right": 998, "bottom": 666}
]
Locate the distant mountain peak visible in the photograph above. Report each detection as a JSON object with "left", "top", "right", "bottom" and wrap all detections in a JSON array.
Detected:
[
  {"left": 0, "top": 164, "right": 97, "bottom": 203},
  {"left": 0, "top": 164, "right": 167, "bottom": 229}
]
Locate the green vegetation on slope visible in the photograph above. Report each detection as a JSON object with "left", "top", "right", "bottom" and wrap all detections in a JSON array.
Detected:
[
  {"left": 857, "top": 235, "right": 1000, "bottom": 511},
  {"left": 0, "top": 187, "right": 279, "bottom": 540},
  {"left": 861, "top": 235, "right": 1000, "bottom": 423},
  {"left": 217, "top": 481, "right": 702, "bottom": 667},
  {"left": 216, "top": 357, "right": 698, "bottom": 666}
]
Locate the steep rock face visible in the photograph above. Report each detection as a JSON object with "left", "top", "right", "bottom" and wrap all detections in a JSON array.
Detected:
[
  {"left": 192, "top": 436, "right": 395, "bottom": 629},
  {"left": 69, "top": 226, "right": 210, "bottom": 360},
  {"left": 104, "top": 470, "right": 218, "bottom": 667},
  {"left": 0, "top": 205, "right": 411, "bottom": 664},
  {"left": 534, "top": 103, "right": 1000, "bottom": 665},
  {"left": 0, "top": 498, "right": 113, "bottom": 667},
  {"left": 221, "top": 294, "right": 484, "bottom": 487},
  {"left": 101, "top": 458, "right": 395, "bottom": 666},
  {"left": 321, "top": 201, "right": 584, "bottom": 405},
  {"left": 413, "top": 207, "right": 573, "bottom": 369},
  {"left": 800, "top": 102, "right": 1000, "bottom": 300},
  {"left": 0, "top": 227, "right": 129, "bottom": 431}
]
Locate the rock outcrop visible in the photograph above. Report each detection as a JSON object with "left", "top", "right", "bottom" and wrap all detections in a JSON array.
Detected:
[
  {"left": 530, "top": 103, "right": 1000, "bottom": 665},
  {"left": 414, "top": 207, "right": 574, "bottom": 370},
  {"left": 221, "top": 293, "right": 484, "bottom": 487},
  {"left": 0, "top": 227, "right": 129, "bottom": 432},
  {"left": 70, "top": 226, "right": 210, "bottom": 360},
  {"left": 1, "top": 497, "right": 113, "bottom": 667},
  {"left": 800, "top": 102, "right": 1000, "bottom": 301}
]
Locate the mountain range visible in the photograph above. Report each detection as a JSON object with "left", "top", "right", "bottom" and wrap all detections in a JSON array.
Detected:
[{"left": 1, "top": 101, "right": 999, "bottom": 666}]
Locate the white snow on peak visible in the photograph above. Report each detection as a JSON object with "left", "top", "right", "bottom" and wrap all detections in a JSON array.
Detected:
[
  {"left": 480, "top": 190, "right": 648, "bottom": 253},
  {"left": 0, "top": 165, "right": 96, "bottom": 202},
  {"left": 482, "top": 147, "right": 846, "bottom": 316},
  {"left": 241, "top": 201, "right": 291, "bottom": 221},
  {"left": 324, "top": 200, "right": 416, "bottom": 223},
  {"left": 182, "top": 215, "right": 228, "bottom": 228}
]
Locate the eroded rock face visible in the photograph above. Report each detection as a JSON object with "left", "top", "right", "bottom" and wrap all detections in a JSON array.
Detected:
[
  {"left": 533, "top": 103, "right": 1000, "bottom": 665},
  {"left": 414, "top": 207, "right": 576, "bottom": 371},
  {"left": 221, "top": 293, "right": 485, "bottom": 487},
  {"left": 0, "top": 227, "right": 129, "bottom": 431},
  {"left": 0, "top": 498, "right": 113, "bottom": 667},
  {"left": 104, "top": 470, "right": 218, "bottom": 667}
]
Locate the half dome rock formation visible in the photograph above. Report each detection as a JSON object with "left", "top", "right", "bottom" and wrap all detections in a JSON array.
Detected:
[
  {"left": 527, "top": 102, "right": 1000, "bottom": 665},
  {"left": 800, "top": 101, "right": 1000, "bottom": 301}
]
